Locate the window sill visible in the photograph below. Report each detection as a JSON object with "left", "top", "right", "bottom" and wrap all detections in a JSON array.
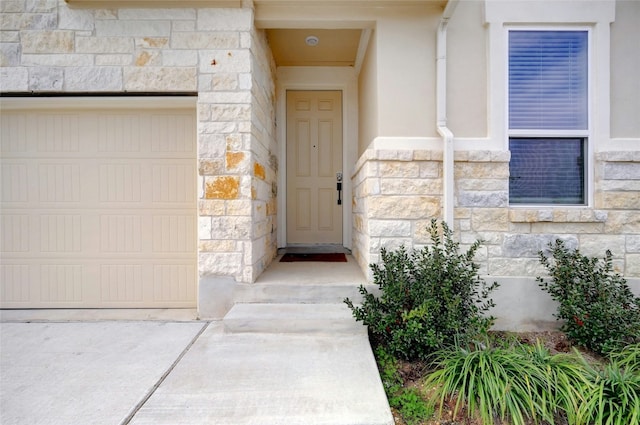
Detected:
[{"left": 509, "top": 208, "right": 607, "bottom": 224}]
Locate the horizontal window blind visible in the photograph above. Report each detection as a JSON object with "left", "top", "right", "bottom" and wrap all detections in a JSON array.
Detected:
[{"left": 509, "top": 31, "right": 588, "bottom": 130}]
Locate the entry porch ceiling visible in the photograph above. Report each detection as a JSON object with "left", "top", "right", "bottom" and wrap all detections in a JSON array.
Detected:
[{"left": 266, "top": 29, "right": 362, "bottom": 67}]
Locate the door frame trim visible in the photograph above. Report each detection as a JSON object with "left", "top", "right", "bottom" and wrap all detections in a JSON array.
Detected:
[{"left": 276, "top": 67, "right": 358, "bottom": 250}]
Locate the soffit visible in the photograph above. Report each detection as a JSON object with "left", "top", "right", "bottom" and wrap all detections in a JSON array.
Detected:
[{"left": 266, "top": 29, "right": 362, "bottom": 67}]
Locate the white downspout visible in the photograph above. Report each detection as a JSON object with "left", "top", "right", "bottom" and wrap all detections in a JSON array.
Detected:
[{"left": 437, "top": 0, "right": 459, "bottom": 227}]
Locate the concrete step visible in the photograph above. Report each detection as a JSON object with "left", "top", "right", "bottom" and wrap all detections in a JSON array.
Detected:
[
  {"left": 234, "top": 281, "right": 378, "bottom": 304},
  {"left": 223, "top": 303, "right": 367, "bottom": 335}
]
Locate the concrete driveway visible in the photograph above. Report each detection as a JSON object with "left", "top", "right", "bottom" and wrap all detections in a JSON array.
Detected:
[{"left": 0, "top": 308, "right": 393, "bottom": 425}]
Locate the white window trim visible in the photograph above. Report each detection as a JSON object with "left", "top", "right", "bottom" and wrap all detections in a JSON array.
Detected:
[{"left": 484, "top": 0, "right": 615, "bottom": 208}]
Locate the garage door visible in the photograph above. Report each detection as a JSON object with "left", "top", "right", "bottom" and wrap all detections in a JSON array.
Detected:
[{"left": 0, "top": 98, "right": 197, "bottom": 308}]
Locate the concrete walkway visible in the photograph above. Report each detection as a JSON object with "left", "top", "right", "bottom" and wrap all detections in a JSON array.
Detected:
[{"left": 0, "top": 307, "right": 393, "bottom": 425}]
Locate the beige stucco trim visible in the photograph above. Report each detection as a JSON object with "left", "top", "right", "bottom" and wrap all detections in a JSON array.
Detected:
[
  {"left": 0, "top": 96, "right": 197, "bottom": 111},
  {"left": 275, "top": 67, "right": 358, "bottom": 250}
]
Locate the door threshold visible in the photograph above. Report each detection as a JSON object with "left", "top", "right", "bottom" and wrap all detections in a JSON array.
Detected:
[{"left": 279, "top": 244, "right": 351, "bottom": 254}]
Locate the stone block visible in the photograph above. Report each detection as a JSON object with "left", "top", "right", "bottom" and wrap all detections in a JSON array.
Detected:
[
  {"left": 380, "top": 178, "right": 441, "bottom": 195},
  {"left": 173, "top": 20, "right": 196, "bottom": 32},
  {"left": 579, "top": 235, "right": 626, "bottom": 258},
  {"left": 198, "top": 91, "right": 251, "bottom": 104},
  {"left": 96, "top": 55, "right": 132, "bottom": 66},
  {"left": 58, "top": 6, "right": 94, "bottom": 30},
  {"left": 0, "top": 31, "right": 19, "bottom": 42},
  {"left": 0, "top": 13, "right": 56, "bottom": 31},
  {"left": 0, "top": 67, "right": 28, "bottom": 91},
  {"left": 627, "top": 254, "right": 640, "bottom": 276},
  {"left": 22, "top": 54, "right": 93, "bottom": 67},
  {"left": 205, "top": 176, "right": 240, "bottom": 200},
  {"left": 25, "top": 0, "right": 57, "bottom": 12},
  {"left": 413, "top": 150, "right": 433, "bottom": 161},
  {"left": 603, "top": 192, "right": 640, "bottom": 209},
  {"left": 198, "top": 216, "right": 212, "bottom": 239},
  {"left": 368, "top": 220, "right": 411, "bottom": 237},
  {"left": 0, "top": 43, "right": 19, "bottom": 67},
  {"left": 199, "top": 121, "right": 237, "bottom": 135},
  {"left": 375, "top": 238, "right": 413, "bottom": 252},
  {"left": 378, "top": 161, "right": 419, "bottom": 178},
  {"left": 212, "top": 105, "right": 251, "bottom": 121},
  {"left": 198, "top": 49, "right": 251, "bottom": 74},
  {"left": 467, "top": 150, "right": 492, "bottom": 162},
  {"left": 1, "top": 0, "right": 23, "bottom": 13},
  {"left": 96, "top": 20, "right": 171, "bottom": 37},
  {"left": 226, "top": 200, "right": 252, "bottom": 216},
  {"left": 458, "top": 191, "right": 508, "bottom": 208},
  {"left": 455, "top": 162, "right": 509, "bottom": 179},
  {"left": 198, "top": 239, "right": 237, "bottom": 252},
  {"left": 488, "top": 258, "right": 546, "bottom": 276},
  {"left": 198, "top": 134, "right": 226, "bottom": 158},
  {"left": 135, "top": 50, "right": 161, "bottom": 66},
  {"left": 367, "top": 196, "right": 440, "bottom": 219},
  {"left": 627, "top": 236, "right": 640, "bottom": 253},
  {"left": 502, "top": 234, "right": 578, "bottom": 258},
  {"left": 531, "top": 222, "right": 603, "bottom": 234},
  {"left": 198, "top": 199, "right": 225, "bottom": 216},
  {"left": 65, "top": 67, "right": 123, "bottom": 91},
  {"left": 211, "top": 216, "right": 252, "bottom": 240},
  {"left": 605, "top": 211, "right": 640, "bottom": 234},
  {"left": 118, "top": 8, "right": 196, "bottom": 20},
  {"left": 604, "top": 162, "right": 640, "bottom": 180},
  {"left": 171, "top": 32, "right": 239, "bottom": 49},
  {"left": 22, "top": 31, "right": 74, "bottom": 53},
  {"left": 198, "top": 8, "right": 252, "bottom": 31},
  {"left": 123, "top": 67, "right": 197, "bottom": 91},
  {"left": 198, "top": 252, "right": 242, "bottom": 276},
  {"left": 199, "top": 159, "right": 225, "bottom": 176},
  {"left": 135, "top": 37, "right": 169, "bottom": 49},
  {"left": 419, "top": 161, "right": 441, "bottom": 178},
  {"left": 471, "top": 208, "right": 509, "bottom": 231},
  {"left": 161, "top": 50, "right": 198, "bottom": 67},
  {"left": 600, "top": 179, "right": 640, "bottom": 191},
  {"left": 458, "top": 178, "right": 507, "bottom": 191},
  {"left": 254, "top": 162, "right": 266, "bottom": 180},
  {"left": 29, "top": 67, "right": 63, "bottom": 90}
]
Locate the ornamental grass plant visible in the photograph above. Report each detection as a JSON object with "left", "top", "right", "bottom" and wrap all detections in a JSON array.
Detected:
[{"left": 424, "top": 338, "right": 596, "bottom": 425}]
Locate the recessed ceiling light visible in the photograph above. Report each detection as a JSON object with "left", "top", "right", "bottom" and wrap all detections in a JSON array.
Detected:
[{"left": 305, "top": 36, "right": 319, "bottom": 47}]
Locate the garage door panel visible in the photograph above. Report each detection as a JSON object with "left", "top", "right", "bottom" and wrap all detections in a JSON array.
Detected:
[{"left": 0, "top": 105, "right": 197, "bottom": 309}]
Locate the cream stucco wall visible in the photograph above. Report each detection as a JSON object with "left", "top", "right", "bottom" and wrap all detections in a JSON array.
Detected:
[
  {"left": 447, "top": 0, "right": 487, "bottom": 138},
  {"left": 611, "top": 0, "right": 640, "bottom": 139},
  {"left": 357, "top": 29, "right": 379, "bottom": 157},
  {"left": 375, "top": 7, "right": 440, "bottom": 139}
]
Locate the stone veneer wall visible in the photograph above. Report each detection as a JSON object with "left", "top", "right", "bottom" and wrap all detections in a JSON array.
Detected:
[
  {"left": 1, "top": 1, "right": 278, "bottom": 291},
  {"left": 353, "top": 148, "right": 640, "bottom": 281}
]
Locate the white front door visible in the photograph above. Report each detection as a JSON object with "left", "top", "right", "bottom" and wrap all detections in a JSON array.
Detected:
[{"left": 286, "top": 90, "right": 343, "bottom": 245}]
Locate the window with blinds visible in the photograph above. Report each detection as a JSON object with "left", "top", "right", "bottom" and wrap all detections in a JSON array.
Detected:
[{"left": 508, "top": 30, "right": 588, "bottom": 205}]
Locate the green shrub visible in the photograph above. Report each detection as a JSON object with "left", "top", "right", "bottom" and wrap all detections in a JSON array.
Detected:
[
  {"left": 344, "top": 219, "right": 498, "bottom": 361},
  {"left": 537, "top": 240, "right": 640, "bottom": 355},
  {"left": 390, "top": 388, "right": 434, "bottom": 425},
  {"left": 577, "top": 355, "right": 640, "bottom": 425},
  {"left": 374, "top": 347, "right": 434, "bottom": 425}
]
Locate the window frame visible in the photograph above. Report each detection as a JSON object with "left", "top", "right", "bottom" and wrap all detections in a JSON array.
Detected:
[{"left": 506, "top": 26, "right": 593, "bottom": 207}]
